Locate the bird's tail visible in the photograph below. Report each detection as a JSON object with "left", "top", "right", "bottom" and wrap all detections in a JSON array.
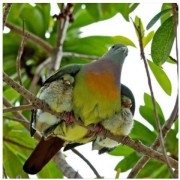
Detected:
[{"left": 23, "top": 137, "right": 64, "bottom": 174}]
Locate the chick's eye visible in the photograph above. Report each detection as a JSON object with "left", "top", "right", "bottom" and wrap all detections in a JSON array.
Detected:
[{"left": 112, "top": 45, "right": 115, "bottom": 49}]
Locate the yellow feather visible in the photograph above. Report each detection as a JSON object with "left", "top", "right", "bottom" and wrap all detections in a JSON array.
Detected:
[{"left": 73, "top": 70, "right": 121, "bottom": 125}]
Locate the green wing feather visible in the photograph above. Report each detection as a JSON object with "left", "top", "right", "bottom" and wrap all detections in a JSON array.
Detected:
[{"left": 44, "top": 64, "right": 82, "bottom": 84}]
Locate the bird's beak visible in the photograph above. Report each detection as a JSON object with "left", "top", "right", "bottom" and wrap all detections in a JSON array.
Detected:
[{"left": 121, "top": 47, "right": 128, "bottom": 56}]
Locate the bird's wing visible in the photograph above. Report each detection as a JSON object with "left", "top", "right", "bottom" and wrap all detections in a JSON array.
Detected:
[{"left": 44, "top": 64, "right": 82, "bottom": 84}]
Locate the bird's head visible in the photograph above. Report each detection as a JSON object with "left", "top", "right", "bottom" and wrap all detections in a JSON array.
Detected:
[{"left": 104, "top": 44, "right": 128, "bottom": 66}]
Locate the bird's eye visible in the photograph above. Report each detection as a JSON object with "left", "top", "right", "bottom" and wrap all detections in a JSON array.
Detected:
[{"left": 112, "top": 45, "right": 115, "bottom": 49}]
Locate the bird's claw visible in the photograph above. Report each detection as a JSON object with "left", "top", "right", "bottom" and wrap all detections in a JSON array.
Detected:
[
  {"left": 96, "top": 124, "right": 106, "bottom": 134},
  {"left": 65, "top": 112, "right": 74, "bottom": 125},
  {"left": 86, "top": 124, "right": 106, "bottom": 137},
  {"left": 86, "top": 130, "right": 96, "bottom": 137}
]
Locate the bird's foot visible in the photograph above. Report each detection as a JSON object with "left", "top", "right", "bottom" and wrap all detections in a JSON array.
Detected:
[
  {"left": 86, "top": 130, "right": 96, "bottom": 137},
  {"left": 96, "top": 124, "right": 106, "bottom": 135},
  {"left": 65, "top": 112, "right": 74, "bottom": 125},
  {"left": 86, "top": 124, "right": 106, "bottom": 138}
]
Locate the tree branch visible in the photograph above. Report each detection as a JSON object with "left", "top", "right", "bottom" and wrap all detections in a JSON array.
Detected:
[
  {"left": 28, "top": 57, "right": 51, "bottom": 93},
  {"left": 3, "top": 3, "right": 12, "bottom": 30},
  {"left": 128, "top": 95, "right": 178, "bottom": 178},
  {"left": 71, "top": 148, "right": 102, "bottom": 178},
  {"left": 53, "top": 3, "right": 74, "bottom": 71},
  {"left": 3, "top": 115, "right": 30, "bottom": 125},
  {"left": 3, "top": 97, "right": 30, "bottom": 130},
  {"left": 131, "top": 18, "right": 176, "bottom": 177},
  {"left": 3, "top": 72, "right": 178, "bottom": 170},
  {"left": 16, "top": 20, "right": 26, "bottom": 86},
  {"left": 53, "top": 151, "right": 83, "bottom": 178},
  {"left": 6, "top": 22, "right": 53, "bottom": 53},
  {"left": 3, "top": 104, "right": 34, "bottom": 113}
]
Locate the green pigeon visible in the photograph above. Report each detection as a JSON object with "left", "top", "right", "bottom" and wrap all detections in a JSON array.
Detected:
[
  {"left": 23, "top": 44, "right": 130, "bottom": 174},
  {"left": 63, "top": 84, "right": 135, "bottom": 154}
]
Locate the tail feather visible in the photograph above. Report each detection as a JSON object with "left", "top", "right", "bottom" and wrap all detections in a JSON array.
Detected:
[{"left": 23, "top": 137, "right": 64, "bottom": 174}]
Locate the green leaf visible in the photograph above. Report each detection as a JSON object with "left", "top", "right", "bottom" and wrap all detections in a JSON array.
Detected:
[
  {"left": 161, "top": 4, "right": 173, "bottom": 24},
  {"left": 165, "top": 129, "right": 178, "bottom": 158},
  {"left": 112, "top": 36, "right": 136, "bottom": 47},
  {"left": 151, "top": 16, "right": 175, "bottom": 65},
  {"left": 119, "top": 3, "right": 139, "bottom": 21},
  {"left": 147, "top": 60, "right": 172, "bottom": 95},
  {"left": 142, "top": 31, "right": 154, "bottom": 48},
  {"left": 69, "top": 3, "right": 139, "bottom": 30},
  {"left": 166, "top": 56, "right": 177, "bottom": 64},
  {"left": 129, "top": 3, "right": 139, "bottom": 13},
  {"left": 64, "top": 35, "right": 135, "bottom": 57},
  {"left": 3, "top": 144, "right": 29, "bottom": 178},
  {"left": 3, "top": 87, "right": 20, "bottom": 103},
  {"left": 151, "top": 164, "right": 170, "bottom": 178},
  {"left": 37, "top": 160, "right": 63, "bottom": 178},
  {"left": 174, "top": 119, "right": 178, "bottom": 132},
  {"left": 109, "top": 145, "right": 134, "bottom": 156},
  {"left": 20, "top": 5, "right": 45, "bottom": 37},
  {"left": 69, "top": 3, "right": 118, "bottom": 30},
  {"left": 139, "top": 93, "right": 165, "bottom": 129},
  {"left": 131, "top": 120, "right": 156, "bottom": 144},
  {"left": 115, "top": 152, "right": 140, "bottom": 172},
  {"left": 137, "top": 160, "right": 167, "bottom": 178},
  {"left": 146, "top": 8, "right": 172, "bottom": 30},
  {"left": 134, "top": 16, "right": 144, "bottom": 38},
  {"left": 118, "top": 4, "right": 130, "bottom": 21},
  {"left": 36, "top": 4, "right": 51, "bottom": 33}
]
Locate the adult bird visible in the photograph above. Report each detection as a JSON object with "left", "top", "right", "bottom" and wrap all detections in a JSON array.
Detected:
[{"left": 23, "top": 44, "right": 129, "bottom": 174}]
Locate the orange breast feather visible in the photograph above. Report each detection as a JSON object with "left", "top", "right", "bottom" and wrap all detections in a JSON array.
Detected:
[{"left": 85, "top": 71, "right": 119, "bottom": 100}]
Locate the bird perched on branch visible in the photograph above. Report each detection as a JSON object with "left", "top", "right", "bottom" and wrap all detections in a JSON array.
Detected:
[{"left": 23, "top": 44, "right": 134, "bottom": 174}]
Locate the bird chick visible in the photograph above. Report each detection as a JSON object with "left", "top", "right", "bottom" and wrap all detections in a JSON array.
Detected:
[
  {"left": 92, "top": 94, "right": 134, "bottom": 152},
  {"left": 32, "top": 74, "right": 74, "bottom": 136}
]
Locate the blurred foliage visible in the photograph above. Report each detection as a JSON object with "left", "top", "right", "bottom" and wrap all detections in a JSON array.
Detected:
[{"left": 3, "top": 3, "right": 178, "bottom": 179}]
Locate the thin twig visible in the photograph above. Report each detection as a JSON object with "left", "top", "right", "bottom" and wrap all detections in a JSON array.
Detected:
[
  {"left": 3, "top": 72, "right": 178, "bottom": 169},
  {"left": 3, "top": 104, "right": 34, "bottom": 113},
  {"left": 3, "top": 137, "right": 34, "bottom": 151},
  {"left": 53, "top": 151, "right": 83, "bottom": 178},
  {"left": 71, "top": 148, "right": 102, "bottom": 178},
  {"left": 3, "top": 116, "right": 30, "bottom": 125},
  {"left": 63, "top": 52, "right": 99, "bottom": 60},
  {"left": 28, "top": 57, "right": 51, "bottom": 93},
  {"left": 3, "top": 3, "right": 12, "bottom": 30},
  {"left": 128, "top": 95, "right": 178, "bottom": 178},
  {"left": 53, "top": 3, "right": 74, "bottom": 71},
  {"left": 6, "top": 22, "right": 53, "bottom": 53},
  {"left": 3, "top": 97, "right": 30, "bottom": 130},
  {"left": 131, "top": 17, "right": 176, "bottom": 177},
  {"left": 169, "top": 56, "right": 177, "bottom": 63},
  {"left": 16, "top": 20, "right": 26, "bottom": 86}
]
